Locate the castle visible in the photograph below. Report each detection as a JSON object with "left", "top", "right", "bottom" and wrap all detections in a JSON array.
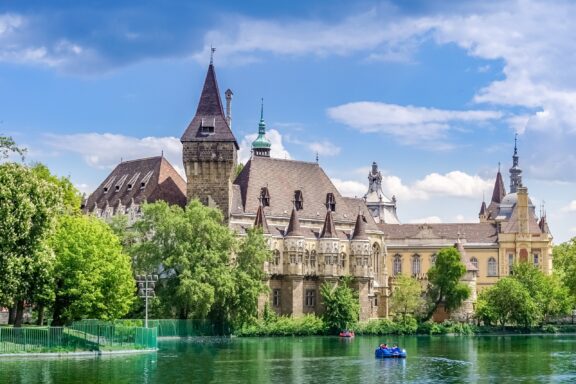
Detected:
[{"left": 84, "top": 61, "right": 553, "bottom": 321}]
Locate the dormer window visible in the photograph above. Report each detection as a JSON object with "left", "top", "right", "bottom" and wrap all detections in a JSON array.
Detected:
[
  {"left": 140, "top": 171, "right": 153, "bottom": 190},
  {"left": 326, "top": 192, "right": 336, "bottom": 211},
  {"left": 115, "top": 174, "right": 128, "bottom": 192},
  {"left": 126, "top": 172, "right": 140, "bottom": 191},
  {"left": 260, "top": 187, "right": 270, "bottom": 207},
  {"left": 102, "top": 176, "right": 116, "bottom": 194},
  {"left": 294, "top": 190, "right": 303, "bottom": 211},
  {"left": 201, "top": 117, "right": 215, "bottom": 134}
]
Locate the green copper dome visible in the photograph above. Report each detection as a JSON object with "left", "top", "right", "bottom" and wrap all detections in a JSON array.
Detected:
[{"left": 252, "top": 99, "right": 271, "bottom": 156}]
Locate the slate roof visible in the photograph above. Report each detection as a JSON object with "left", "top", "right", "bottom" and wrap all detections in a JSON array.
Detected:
[
  {"left": 352, "top": 213, "right": 369, "bottom": 241},
  {"left": 319, "top": 210, "right": 337, "bottom": 239},
  {"left": 83, "top": 156, "right": 187, "bottom": 212},
  {"left": 379, "top": 223, "right": 498, "bottom": 244},
  {"left": 232, "top": 156, "right": 378, "bottom": 230},
  {"left": 180, "top": 64, "right": 239, "bottom": 148}
]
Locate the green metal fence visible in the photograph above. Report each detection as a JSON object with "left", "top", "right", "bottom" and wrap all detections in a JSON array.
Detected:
[{"left": 0, "top": 324, "right": 157, "bottom": 354}]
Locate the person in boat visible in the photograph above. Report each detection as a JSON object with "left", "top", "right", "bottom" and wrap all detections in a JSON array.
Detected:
[
  {"left": 380, "top": 343, "right": 388, "bottom": 350},
  {"left": 391, "top": 344, "right": 400, "bottom": 353}
]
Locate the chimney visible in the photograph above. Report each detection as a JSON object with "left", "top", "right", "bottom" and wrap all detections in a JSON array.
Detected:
[
  {"left": 517, "top": 186, "right": 529, "bottom": 234},
  {"left": 225, "top": 89, "right": 233, "bottom": 129}
]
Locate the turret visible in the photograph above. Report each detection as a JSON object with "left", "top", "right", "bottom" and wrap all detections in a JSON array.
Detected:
[{"left": 251, "top": 99, "right": 272, "bottom": 157}]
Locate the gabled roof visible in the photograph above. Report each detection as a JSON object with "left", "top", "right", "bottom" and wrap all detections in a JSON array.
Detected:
[
  {"left": 83, "top": 156, "right": 187, "bottom": 212},
  {"left": 180, "top": 64, "right": 239, "bottom": 148},
  {"left": 232, "top": 156, "right": 378, "bottom": 231},
  {"left": 379, "top": 223, "right": 498, "bottom": 244}
]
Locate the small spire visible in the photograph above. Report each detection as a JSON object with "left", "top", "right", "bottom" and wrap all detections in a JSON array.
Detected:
[
  {"left": 514, "top": 132, "right": 518, "bottom": 156},
  {"left": 316, "top": 152, "right": 319, "bottom": 163},
  {"left": 319, "top": 209, "right": 337, "bottom": 239},
  {"left": 260, "top": 98, "right": 264, "bottom": 121},
  {"left": 352, "top": 209, "right": 368, "bottom": 240},
  {"left": 285, "top": 205, "right": 302, "bottom": 237},
  {"left": 498, "top": 162, "right": 501, "bottom": 172},
  {"left": 254, "top": 196, "right": 270, "bottom": 234},
  {"left": 210, "top": 45, "right": 215, "bottom": 65}
]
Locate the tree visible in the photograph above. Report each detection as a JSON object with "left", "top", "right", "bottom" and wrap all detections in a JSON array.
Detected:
[
  {"left": 0, "top": 163, "right": 61, "bottom": 326},
  {"left": 425, "top": 247, "right": 470, "bottom": 320},
  {"left": 0, "top": 134, "right": 26, "bottom": 161},
  {"left": 31, "top": 163, "right": 82, "bottom": 214},
  {"left": 483, "top": 277, "right": 538, "bottom": 328},
  {"left": 320, "top": 276, "right": 360, "bottom": 333},
  {"left": 50, "top": 215, "right": 135, "bottom": 325},
  {"left": 390, "top": 274, "right": 424, "bottom": 319},
  {"left": 512, "top": 262, "right": 571, "bottom": 324},
  {"left": 130, "top": 200, "right": 237, "bottom": 320},
  {"left": 553, "top": 237, "right": 576, "bottom": 298}
]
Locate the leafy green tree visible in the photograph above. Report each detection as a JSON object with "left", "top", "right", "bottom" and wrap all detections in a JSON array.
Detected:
[
  {"left": 390, "top": 274, "right": 424, "bottom": 319},
  {"left": 0, "top": 163, "right": 61, "bottom": 326},
  {"left": 130, "top": 200, "right": 237, "bottom": 320},
  {"left": 320, "top": 276, "right": 359, "bottom": 333},
  {"left": 424, "top": 247, "right": 470, "bottom": 320},
  {"left": 31, "top": 163, "right": 82, "bottom": 214},
  {"left": 50, "top": 215, "right": 135, "bottom": 325},
  {"left": 483, "top": 277, "right": 538, "bottom": 328},
  {"left": 553, "top": 237, "right": 576, "bottom": 298},
  {"left": 474, "top": 289, "right": 496, "bottom": 326}
]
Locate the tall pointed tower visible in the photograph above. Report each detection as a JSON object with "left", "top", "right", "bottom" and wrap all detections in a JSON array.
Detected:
[
  {"left": 251, "top": 99, "right": 271, "bottom": 157},
  {"left": 509, "top": 134, "right": 522, "bottom": 193},
  {"left": 181, "top": 59, "right": 239, "bottom": 221}
]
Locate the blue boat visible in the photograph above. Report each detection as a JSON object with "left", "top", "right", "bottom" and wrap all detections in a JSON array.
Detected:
[{"left": 375, "top": 346, "right": 407, "bottom": 358}]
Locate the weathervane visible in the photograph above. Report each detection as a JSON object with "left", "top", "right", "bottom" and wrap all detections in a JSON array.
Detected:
[{"left": 210, "top": 45, "right": 216, "bottom": 65}]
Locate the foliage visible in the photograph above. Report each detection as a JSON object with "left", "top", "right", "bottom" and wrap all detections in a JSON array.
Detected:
[
  {"left": 390, "top": 274, "right": 424, "bottom": 319},
  {"left": 482, "top": 277, "right": 538, "bottom": 328},
  {"left": 553, "top": 237, "right": 576, "bottom": 299},
  {"left": 30, "top": 163, "right": 82, "bottom": 215},
  {"left": 236, "top": 314, "right": 326, "bottom": 337},
  {"left": 512, "top": 262, "right": 572, "bottom": 324},
  {"left": 320, "top": 276, "right": 360, "bottom": 332},
  {"left": 0, "top": 135, "right": 26, "bottom": 161},
  {"left": 128, "top": 200, "right": 269, "bottom": 330},
  {"left": 424, "top": 247, "right": 470, "bottom": 319},
  {"left": 0, "top": 162, "right": 61, "bottom": 324},
  {"left": 234, "top": 163, "right": 244, "bottom": 178},
  {"left": 50, "top": 215, "right": 135, "bottom": 325}
]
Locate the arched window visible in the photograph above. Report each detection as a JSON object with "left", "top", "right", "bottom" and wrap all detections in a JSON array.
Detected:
[
  {"left": 488, "top": 257, "right": 497, "bottom": 276},
  {"left": 430, "top": 253, "right": 437, "bottom": 266},
  {"left": 393, "top": 254, "right": 402, "bottom": 276},
  {"left": 412, "top": 254, "right": 421, "bottom": 275},
  {"left": 260, "top": 187, "right": 270, "bottom": 207},
  {"left": 326, "top": 193, "right": 336, "bottom": 211},
  {"left": 304, "top": 250, "right": 310, "bottom": 266},
  {"left": 294, "top": 190, "right": 304, "bottom": 211},
  {"left": 372, "top": 243, "right": 381, "bottom": 273},
  {"left": 470, "top": 257, "right": 478, "bottom": 271}
]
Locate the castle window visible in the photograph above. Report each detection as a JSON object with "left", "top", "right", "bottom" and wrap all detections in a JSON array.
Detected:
[
  {"left": 200, "top": 117, "right": 215, "bottom": 134},
  {"left": 430, "top": 253, "right": 437, "bottom": 266},
  {"left": 294, "top": 190, "right": 304, "bottom": 211},
  {"left": 488, "top": 257, "right": 497, "bottom": 276},
  {"left": 273, "top": 250, "right": 281, "bottom": 266},
  {"left": 310, "top": 251, "right": 317, "bottom": 267},
  {"left": 393, "top": 254, "right": 402, "bottom": 276},
  {"left": 326, "top": 193, "right": 336, "bottom": 212},
  {"left": 140, "top": 171, "right": 154, "bottom": 189},
  {"left": 470, "top": 257, "right": 479, "bottom": 272},
  {"left": 411, "top": 254, "right": 421, "bottom": 276},
  {"left": 508, "top": 253, "right": 514, "bottom": 275},
  {"left": 304, "top": 250, "right": 310, "bottom": 265},
  {"left": 340, "top": 253, "right": 346, "bottom": 268},
  {"left": 533, "top": 253, "right": 540, "bottom": 266},
  {"left": 305, "top": 289, "right": 316, "bottom": 308},
  {"left": 273, "top": 289, "right": 281, "bottom": 307},
  {"left": 260, "top": 187, "right": 270, "bottom": 207}
]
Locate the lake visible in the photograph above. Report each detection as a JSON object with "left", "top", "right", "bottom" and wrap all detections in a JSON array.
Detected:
[{"left": 1, "top": 334, "right": 576, "bottom": 383}]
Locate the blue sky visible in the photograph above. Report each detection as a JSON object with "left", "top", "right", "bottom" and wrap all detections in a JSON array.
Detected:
[{"left": 1, "top": 0, "right": 575, "bottom": 243}]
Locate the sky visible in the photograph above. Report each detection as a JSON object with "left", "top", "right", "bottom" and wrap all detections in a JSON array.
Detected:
[{"left": 1, "top": 0, "right": 575, "bottom": 243}]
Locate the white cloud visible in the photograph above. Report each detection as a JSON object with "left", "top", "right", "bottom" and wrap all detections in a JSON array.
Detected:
[
  {"left": 237, "top": 128, "right": 291, "bottom": 164},
  {"left": 562, "top": 200, "right": 576, "bottom": 212},
  {"left": 331, "top": 178, "right": 366, "bottom": 198},
  {"left": 408, "top": 216, "right": 443, "bottom": 224},
  {"left": 327, "top": 102, "right": 501, "bottom": 145},
  {"left": 308, "top": 140, "right": 341, "bottom": 157},
  {"left": 414, "top": 171, "right": 493, "bottom": 198},
  {"left": 44, "top": 133, "right": 184, "bottom": 176}
]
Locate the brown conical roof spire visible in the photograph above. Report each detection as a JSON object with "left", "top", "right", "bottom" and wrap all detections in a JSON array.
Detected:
[
  {"left": 455, "top": 235, "right": 477, "bottom": 272},
  {"left": 285, "top": 206, "right": 302, "bottom": 237},
  {"left": 491, "top": 167, "right": 506, "bottom": 203},
  {"left": 479, "top": 201, "right": 487, "bottom": 216},
  {"left": 319, "top": 209, "right": 337, "bottom": 239},
  {"left": 352, "top": 211, "right": 368, "bottom": 240},
  {"left": 181, "top": 61, "right": 239, "bottom": 148},
  {"left": 254, "top": 199, "right": 270, "bottom": 234}
]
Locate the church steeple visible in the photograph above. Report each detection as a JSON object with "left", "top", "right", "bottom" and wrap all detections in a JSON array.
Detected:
[
  {"left": 509, "top": 134, "right": 523, "bottom": 193},
  {"left": 251, "top": 98, "right": 271, "bottom": 157}
]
